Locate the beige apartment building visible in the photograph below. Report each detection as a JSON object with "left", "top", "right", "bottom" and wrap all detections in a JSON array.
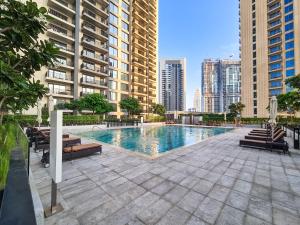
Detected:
[
  {"left": 240, "top": 0, "right": 300, "bottom": 117},
  {"left": 33, "top": 0, "right": 158, "bottom": 117}
]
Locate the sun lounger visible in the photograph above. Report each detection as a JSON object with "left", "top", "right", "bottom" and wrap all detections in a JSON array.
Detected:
[
  {"left": 245, "top": 129, "right": 284, "bottom": 141},
  {"left": 63, "top": 143, "right": 102, "bottom": 160},
  {"left": 240, "top": 131, "right": 289, "bottom": 154}
]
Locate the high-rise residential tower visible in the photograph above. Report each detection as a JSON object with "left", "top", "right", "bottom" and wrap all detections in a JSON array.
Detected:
[
  {"left": 240, "top": 0, "right": 300, "bottom": 117},
  {"left": 193, "top": 88, "right": 201, "bottom": 112},
  {"left": 202, "top": 59, "right": 241, "bottom": 113},
  {"left": 32, "top": 0, "right": 158, "bottom": 117},
  {"left": 158, "top": 59, "right": 186, "bottom": 111}
]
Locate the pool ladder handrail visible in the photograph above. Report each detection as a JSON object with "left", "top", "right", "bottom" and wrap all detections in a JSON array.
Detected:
[{"left": 92, "top": 125, "right": 103, "bottom": 132}]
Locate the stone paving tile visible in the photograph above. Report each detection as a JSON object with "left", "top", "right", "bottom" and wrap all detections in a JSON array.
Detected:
[
  {"left": 177, "top": 190, "right": 205, "bottom": 214},
  {"left": 233, "top": 179, "right": 252, "bottom": 194},
  {"left": 194, "top": 196, "right": 223, "bottom": 224},
  {"left": 217, "top": 175, "right": 236, "bottom": 188},
  {"left": 186, "top": 216, "right": 209, "bottom": 225},
  {"left": 251, "top": 184, "right": 271, "bottom": 201},
  {"left": 208, "top": 184, "right": 230, "bottom": 202},
  {"left": 137, "top": 199, "right": 172, "bottom": 225},
  {"left": 273, "top": 207, "right": 300, "bottom": 225},
  {"left": 151, "top": 180, "right": 176, "bottom": 196},
  {"left": 215, "top": 205, "right": 245, "bottom": 225},
  {"left": 244, "top": 214, "right": 272, "bottom": 225},
  {"left": 248, "top": 196, "right": 273, "bottom": 223},
  {"left": 141, "top": 176, "right": 164, "bottom": 190},
  {"left": 156, "top": 206, "right": 191, "bottom": 225},
  {"left": 192, "top": 179, "right": 214, "bottom": 195},
  {"left": 163, "top": 185, "right": 189, "bottom": 204},
  {"left": 226, "top": 190, "right": 249, "bottom": 211},
  {"left": 180, "top": 175, "right": 201, "bottom": 189}
]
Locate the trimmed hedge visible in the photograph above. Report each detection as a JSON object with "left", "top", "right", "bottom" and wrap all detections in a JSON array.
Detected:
[{"left": 3, "top": 115, "right": 103, "bottom": 126}]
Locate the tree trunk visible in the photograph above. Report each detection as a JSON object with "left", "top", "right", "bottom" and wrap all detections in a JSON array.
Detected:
[{"left": 0, "top": 97, "right": 7, "bottom": 125}]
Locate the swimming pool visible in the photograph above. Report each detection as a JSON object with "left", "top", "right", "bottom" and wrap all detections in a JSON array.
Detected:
[{"left": 82, "top": 125, "right": 232, "bottom": 157}]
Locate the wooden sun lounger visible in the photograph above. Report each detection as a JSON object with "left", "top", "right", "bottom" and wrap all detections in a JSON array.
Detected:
[
  {"left": 245, "top": 130, "right": 284, "bottom": 141},
  {"left": 63, "top": 143, "right": 102, "bottom": 160},
  {"left": 239, "top": 131, "right": 289, "bottom": 155}
]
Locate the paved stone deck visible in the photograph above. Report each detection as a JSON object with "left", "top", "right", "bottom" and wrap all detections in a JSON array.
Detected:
[{"left": 31, "top": 128, "right": 300, "bottom": 225}]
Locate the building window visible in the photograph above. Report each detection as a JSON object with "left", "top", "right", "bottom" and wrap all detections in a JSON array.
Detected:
[
  {"left": 270, "top": 81, "right": 282, "bottom": 87},
  {"left": 109, "top": 58, "right": 118, "bottom": 68},
  {"left": 122, "top": 1, "right": 129, "bottom": 11},
  {"left": 109, "top": 47, "right": 118, "bottom": 57},
  {"left": 285, "top": 41, "right": 294, "bottom": 50},
  {"left": 121, "top": 21, "right": 129, "bottom": 31},
  {"left": 109, "top": 2, "right": 118, "bottom": 14},
  {"left": 121, "top": 73, "right": 129, "bottom": 81},
  {"left": 285, "top": 22, "right": 294, "bottom": 32},
  {"left": 270, "top": 89, "right": 282, "bottom": 96},
  {"left": 109, "top": 35, "right": 118, "bottom": 46},
  {"left": 285, "top": 32, "right": 294, "bottom": 41},
  {"left": 109, "top": 70, "right": 118, "bottom": 78},
  {"left": 270, "top": 71, "right": 281, "bottom": 79},
  {"left": 108, "top": 81, "right": 117, "bottom": 90},
  {"left": 48, "top": 69, "right": 66, "bottom": 80},
  {"left": 284, "top": 0, "right": 293, "bottom": 4},
  {"left": 121, "top": 62, "right": 129, "bottom": 72},
  {"left": 286, "top": 69, "right": 295, "bottom": 77},
  {"left": 285, "top": 13, "right": 293, "bottom": 22},
  {"left": 121, "top": 52, "right": 129, "bottom": 61},
  {"left": 109, "top": 13, "right": 118, "bottom": 25},
  {"left": 269, "top": 54, "right": 281, "bottom": 62},
  {"left": 109, "top": 24, "right": 118, "bottom": 36},
  {"left": 121, "top": 31, "right": 129, "bottom": 41},
  {"left": 286, "top": 59, "right": 294, "bottom": 68},
  {"left": 122, "top": 11, "right": 129, "bottom": 21},
  {"left": 286, "top": 50, "right": 294, "bottom": 59},
  {"left": 284, "top": 4, "right": 293, "bottom": 14},
  {"left": 121, "top": 42, "right": 129, "bottom": 51},
  {"left": 121, "top": 83, "right": 129, "bottom": 91},
  {"left": 269, "top": 63, "right": 281, "bottom": 71},
  {"left": 108, "top": 91, "right": 117, "bottom": 101},
  {"left": 269, "top": 46, "right": 280, "bottom": 53}
]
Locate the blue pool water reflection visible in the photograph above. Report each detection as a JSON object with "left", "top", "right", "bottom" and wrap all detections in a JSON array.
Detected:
[{"left": 83, "top": 126, "right": 232, "bottom": 156}]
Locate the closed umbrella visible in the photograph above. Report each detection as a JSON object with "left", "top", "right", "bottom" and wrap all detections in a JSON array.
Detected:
[
  {"left": 36, "top": 100, "right": 43, "bottom": 129},
  {"left": 47, "top": 95, "right": 54, "bottom": 124},
  {"left": 269, "top": 96, "right": 278, "bottom": 139}
]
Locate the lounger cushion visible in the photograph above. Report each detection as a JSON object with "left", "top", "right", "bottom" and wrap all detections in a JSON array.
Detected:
[{"left": 64, "top": 143, "right": 101, "bottom": 153}]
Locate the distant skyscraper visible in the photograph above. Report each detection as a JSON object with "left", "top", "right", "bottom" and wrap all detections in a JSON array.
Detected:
[
  {"left": 240, "top": 0, "right": 300, "bottom": 117},
  {"left": 202, "top": 59, "right": 241, "bottom": 113},
  {"left": 158, "top": 59, "right": 186, "bottom": 111},
  {"left": 193, "top": 88, "right": 201, "bottom": 112}
]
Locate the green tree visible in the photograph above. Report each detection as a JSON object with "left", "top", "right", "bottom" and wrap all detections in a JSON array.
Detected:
[
  {"left": 228, "top": 102, "right": 245, "bottom": 118},
  {"left": 0, "top": 0, "right": 59, "bottom": 124},
  {"left": 65, "top": 99, "right": 84, "bottom": 112},
  {"left": 81, "top": 93, "right": 113, "bottom": 115},
  {"left": 286, "top": 74, "right": 300, "bottom": 90},
  {"left": 151, "top": 103, "right": 166, "bottom": 116},
  {"left": 119, "top": 97, "right": 142, "bottom": 117}
]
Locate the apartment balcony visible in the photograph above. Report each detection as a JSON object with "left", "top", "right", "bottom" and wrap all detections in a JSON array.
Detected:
[
  {"left": 81, "top": 37, "right": 108, "bottom": 53},
  {"left": 45, "top": 72, "right": 74, "bottom": 84},
  {"left": 48, "top": 0, "right": 75, "bottom": 16},
  {"left": 81, "top": 50, "right": 108, "bottom": 65},
  {"left": 268, "top": 2, "right": 281, "bottom": 13},
  {"left": 268, "top": 11, "right": 281, "bottom": 22},
  {"left": 82, "top": 24, "right": 108, "bottom": 41},
  {"left": 132, "top": 59, "right": 147, "bottom": 68},
  {"left": 268, "top": 20, "right": 281, "bottom": 30},
  {"left": 81, "top": 64, "right": 108, "bottom": 77},
  {"left": 47, "top": 26, "right": 75, "bottom": 44},
  {"left": 48, "top": 8, "right": 75, "bottom": 29},
  {"left": 83, "top": 0, "right": 109, "bottom": 18},
  {"left": 82, "top": 10, "right": 108, "bottom": 29},
  {"left": 268, "top": 39, "right": 282, "bottom": 47},
  {"left": 132, "top": 78, "right": 147, "bottom": 86},
  {"left": 56, "top": 61, "right": 74, "bottom": 70},
  {"left": 80, "top": 77, "right": 107, "bottom": 89},
  {"left": 268, "top": 29, "right": 282, "bottom": 38},
  {"left": 48, "top": 89, "right": 73, "bottom": 98},
  {"left": 133, "top": 50, "right": 146, "bottom": 59},
  {"left": 56, "top": 46, "right": 75, "bottom": 57},
  {"left": 268, "top": 47, "right": 282, "bottom": 55}
]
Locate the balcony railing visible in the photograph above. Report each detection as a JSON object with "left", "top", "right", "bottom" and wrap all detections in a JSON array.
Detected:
[
  {"left": 81, "top": 77, "right": 107, "bottom": 86},
  {"left": 49, "top": 89, "right": 72, "bottom": 95}
]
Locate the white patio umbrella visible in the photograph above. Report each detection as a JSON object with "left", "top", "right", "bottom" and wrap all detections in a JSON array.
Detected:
[
  {"left": 36, "top": 100, "right": 43, "bottom": 129},
  {"left": 269, "top": 96, "right": 278, "bottom": 139},
  {"left": 47, "top": 95, "right": 54, "bottom": 124}
]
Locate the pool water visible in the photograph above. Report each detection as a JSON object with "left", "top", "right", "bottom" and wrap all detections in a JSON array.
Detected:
[{"left": 83, "top": 126, "right": 232, "bottom": 157}]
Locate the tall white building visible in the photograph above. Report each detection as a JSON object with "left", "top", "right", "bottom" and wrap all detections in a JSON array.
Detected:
[
  {"left": 193, "top": 88, "right": 201, "bottom": 112},
  {"left": 158, "top": 58, "right": 186, "bottom": 111}
]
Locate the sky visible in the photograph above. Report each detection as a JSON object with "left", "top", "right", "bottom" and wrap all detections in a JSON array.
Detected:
[{"left": 158, "top": 0, "right": 240, "bottom": 109}]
